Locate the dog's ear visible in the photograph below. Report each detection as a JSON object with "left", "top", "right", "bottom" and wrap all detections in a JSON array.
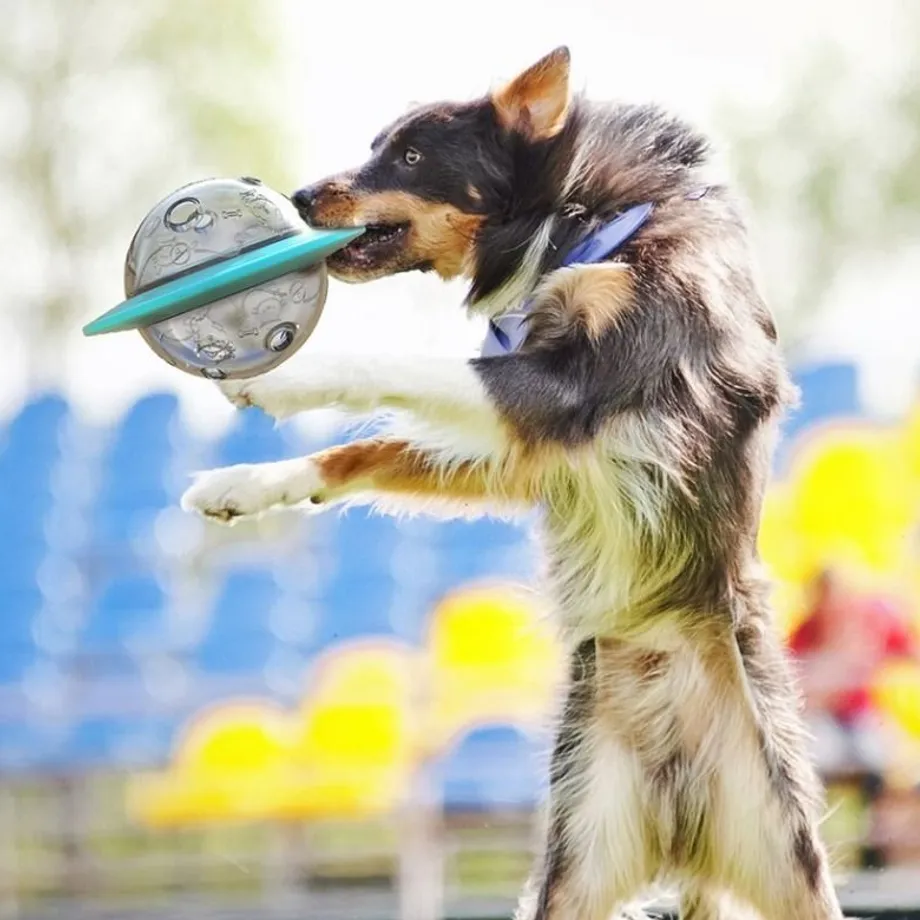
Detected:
[{"left": 492, "top": 46, "right": 571, "bottom": 140}]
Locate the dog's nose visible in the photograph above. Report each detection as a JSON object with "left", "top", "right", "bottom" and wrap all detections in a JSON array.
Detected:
[{"left": 291, "top": 185, "right": 318, "bottom": 217}]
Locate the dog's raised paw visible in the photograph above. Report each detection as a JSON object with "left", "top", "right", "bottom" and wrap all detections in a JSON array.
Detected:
[
  {"left": 217, "top": 378, "right": 256, "bottom": 410},
  {"left": 216, "top": 376, "right": 306, "bottom": 420},
  {"left": 180, "top": 464, "right": 275, "bottom": 524},
  {"left": 180, "top": 457, "right": 330, "bottom": 523}
]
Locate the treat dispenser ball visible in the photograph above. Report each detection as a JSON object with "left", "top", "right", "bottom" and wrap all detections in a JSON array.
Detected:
[{"left": 82, "top": 177, "right": 363, "bottom": 380}]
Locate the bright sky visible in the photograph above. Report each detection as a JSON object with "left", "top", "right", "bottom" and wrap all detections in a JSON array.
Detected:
[{"left": 7, "top": 0, "right": 914, "bottom": 431}]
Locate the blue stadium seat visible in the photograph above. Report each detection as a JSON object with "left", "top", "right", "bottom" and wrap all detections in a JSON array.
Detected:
[
  {"left": 194, "top": 568, "right": 284, "bottom": 674},
  {"left": 57, "top": 715, "right": 179, "bottom": 769},
  {"left": 429, "top": 518, "right": 534, "bottom": 593},
  {"left": 0, "top": 394, "right": 69, "bottom": 478},
  {"left": 0, "top": 580, "right": 42, "bottom": 634},
  {"left": 0, "top": 582, "right": 44, "bottom": 684},
  {"left": 776, "top": 362, "right": 861, "bottom": 471},
  {"left": 210, "top": 568, "right": 284, "bottom": 623},
  {"left": 0, "top": 538, "right": 47, "bottom": 586},
  {"left": 194, "top": 630, "right": 279, "bottom": 674},
  {"left": 438, "top": 724, "right": 547, "bottom": 812},
  {"left": 326, "top": 508, "right": 409, "bottom": 577},
  {"left": 93, "top": 393, "right": 181, "bottom": 547},
  {"left": 80, "top": 574, "right": 169, "bottom": 654},
  {"left": 0, "top": 396, "right": 69, "bottom": 576},
  {"left": 216, "top": 409, "right": 300, "bottom": 467},
  {"left": 432, "top": 518, "right": 530, "bottom": 554},
  {"left": 310, "top": 570, "right": 420, "bottom": 649},
  {"left": 0, "top": 720, "right": 69, "bottom": 772},
  {"left": 0, "top": 645, "right": 39, "bottom": 685}
]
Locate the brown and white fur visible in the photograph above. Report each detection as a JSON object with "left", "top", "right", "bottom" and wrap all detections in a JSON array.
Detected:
[{"left": 182, "top": 47, "right": 844, "bottom": 920}]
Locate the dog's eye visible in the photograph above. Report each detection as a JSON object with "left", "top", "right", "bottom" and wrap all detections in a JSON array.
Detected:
[{"left": 403, "top": 147, "right": 422, "bottom": 166}]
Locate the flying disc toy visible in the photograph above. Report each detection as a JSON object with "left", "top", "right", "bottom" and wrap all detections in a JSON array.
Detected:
[{"left": 82, "top": 176, "right": 363, "bottom": 380}]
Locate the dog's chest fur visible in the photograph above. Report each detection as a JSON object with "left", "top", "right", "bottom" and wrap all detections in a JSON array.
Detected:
[{"left": 535, "top": 434, "right": 679, "bottom": 643}]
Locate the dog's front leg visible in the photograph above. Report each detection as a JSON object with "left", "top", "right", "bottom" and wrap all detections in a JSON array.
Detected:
[
  {"left": 219, "top": 355, "right": 504, "bottom": 433},
  {"left": 181, "top": 436, "right": 533, "bottom": 524}
]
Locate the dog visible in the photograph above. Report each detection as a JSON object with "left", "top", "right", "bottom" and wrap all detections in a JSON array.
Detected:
[{"left": 182, "top": 47, "right": 844, "bottom": 920}]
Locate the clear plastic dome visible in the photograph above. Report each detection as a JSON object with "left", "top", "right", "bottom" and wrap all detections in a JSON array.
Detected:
[
  {"left": 124, "top": 177, "right": 327, "bottom": 379},
  {"left": 139, "top": 265, "right": 326, "bottom": 380}
]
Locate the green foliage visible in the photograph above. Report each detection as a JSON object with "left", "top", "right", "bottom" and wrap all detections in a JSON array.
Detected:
[
  {"left": 718, "top": 7, "right": 920, "bottom": 354},
  {"left": 0, "top": 0, "right": 294, "bottom": 356}
]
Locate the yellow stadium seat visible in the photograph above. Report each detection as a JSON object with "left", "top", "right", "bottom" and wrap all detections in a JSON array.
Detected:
[
  {"left": 759, "top": 484, "right": 820, "bottom": 591},
  {"left": 128, "top": 643, "right": 422, "bottom": 826},
  {"left": 174, "top": 700, "right": 294, "bottom": 775},
  {"left": 425, "top": 583, "right": 564, "bottom": 748},
  {"left": 899, "top": 402, "right": 920, "bottom": 506},
  {"left": 872, "top": 659, "right": 920, "bottom": 740},
  {"left": 127, "top": 700, "right": 295, "bottom": 827},
  {"left": 278, "top": 640, "right": 419, "bottom": 819},
  {"left": 787, "top": 424, "right": 914, "bottom": 580}
]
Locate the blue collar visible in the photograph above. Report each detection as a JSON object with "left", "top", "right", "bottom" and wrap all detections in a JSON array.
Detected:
[
  {"left": 480, "top": 188, "right": 709, "bottom": 357},
  {"left": 481, "top": 201, "right": 653, "bottom": 357}
]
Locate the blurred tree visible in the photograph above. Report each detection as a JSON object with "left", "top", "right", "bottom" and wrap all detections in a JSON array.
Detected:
[
  {"left": 0, "top": 0, "right": 296, "bottom": 379},
  {"left": 719, "top": 6, "right": 920, "bottom": 358}
]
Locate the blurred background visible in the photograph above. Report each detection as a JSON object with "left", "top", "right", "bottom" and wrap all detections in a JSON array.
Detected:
[{"left": 2, "top": 0, "right": 920, "bottom": 917}]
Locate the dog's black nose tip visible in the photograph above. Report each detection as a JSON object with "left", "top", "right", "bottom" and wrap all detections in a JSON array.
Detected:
[{"left": 291, "top": 186, "right": 317, "bottom": 214}]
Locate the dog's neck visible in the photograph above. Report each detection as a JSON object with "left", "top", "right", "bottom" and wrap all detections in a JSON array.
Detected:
[
  {"left": 463, "top": 200, "right": 626, "bottom": 319},
  {"left": 464, "top": 213, "right": 557, "bottom": 319}
]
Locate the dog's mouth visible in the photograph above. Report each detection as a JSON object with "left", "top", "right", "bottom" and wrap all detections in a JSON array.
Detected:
[{"left": 329, "top": 222, "right": 410, "bottom": 269}]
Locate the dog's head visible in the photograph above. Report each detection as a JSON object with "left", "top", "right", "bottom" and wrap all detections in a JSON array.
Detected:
[{"left": 292, "top": 47, "right": 572, "bottom": 283}]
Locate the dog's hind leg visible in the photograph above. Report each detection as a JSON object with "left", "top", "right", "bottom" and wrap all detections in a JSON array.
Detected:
[
  {"left": 181, "top": 436, "right": 533, "bottom": 523},
  {"left": 678, "top": 886, "right": 761, "bottom": 920},
  {"left": 517, "top": 640, "right": 656, "bottom": 920},
  {"left": 705, "top": 618, "right": 845, "bottom": 920}
]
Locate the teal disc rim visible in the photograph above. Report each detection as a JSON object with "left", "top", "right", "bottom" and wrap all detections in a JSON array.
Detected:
[{"left": 83, "top": 226, "right": 364, "bottom": 336}]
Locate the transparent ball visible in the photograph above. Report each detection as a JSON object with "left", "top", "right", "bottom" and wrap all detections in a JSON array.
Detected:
[{"left": 139, "top": 264, "right": 326, "bottom": 380}]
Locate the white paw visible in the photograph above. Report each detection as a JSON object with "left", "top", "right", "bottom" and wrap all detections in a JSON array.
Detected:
[
  {"left": 180, "top": 458, "right": 327, "bottom": 524},
  {"left": 216, "top": 362, "right": 375, "bottom": 420},
  {"left": 216, "top": 376, "right": 308, "bottom": 420}
]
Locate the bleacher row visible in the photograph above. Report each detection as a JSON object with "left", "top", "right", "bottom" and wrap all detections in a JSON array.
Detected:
[
  {"left": 0, "top": 390, "right": 539, "bottom": 772},
  {"left": 0, "top": 362, "right": 861, "bottom": 779}
]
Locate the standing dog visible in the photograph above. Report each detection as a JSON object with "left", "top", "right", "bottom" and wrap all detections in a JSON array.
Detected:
[{"left": 182, "top": 47, "right": 843, "bottom": 920}]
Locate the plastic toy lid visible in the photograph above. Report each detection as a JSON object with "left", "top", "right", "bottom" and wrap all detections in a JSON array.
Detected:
[{"left": 83, "top": 226, "right": 363, "bottom": 337}]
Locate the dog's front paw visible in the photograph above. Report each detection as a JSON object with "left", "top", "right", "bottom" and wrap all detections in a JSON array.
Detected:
[
  {"left": 180, "top": 458, "right": 327, "bottom": 524},
  {"left": 216, "top": 363, "right": 375, "bottom": 420},
  {"left": 217, "top": 378, "right": 258, "bottom": 411},
  {"left": 216, "top": 377, "right": 305, "bottom": 419}
]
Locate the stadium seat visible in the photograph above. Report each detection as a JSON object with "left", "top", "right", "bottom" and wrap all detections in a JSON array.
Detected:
[
  {"left": 310, "top": 569, "right": 422, "bottom": 649},
  {"left": 127, "top": 701, "right": 294, "bottom": 826},
  {"left": 0, "top": 583, "right": 45, "bottom": 684},
  {"left": 0, "top": 397, "right": 71, "bottom": 599},
  {"left": 437, "top": 723, "right": 546, "bottom": 813},
  {"left": 280, "top": 641, "right": 419, "bottom": 818},
  {"left": 194, "top": 568, "right": 285, "bottom": 674},
  {"left": 215, "top": 409, "right": 300, "bottom": 467},
  {"left": 775, "top": 362, "right": 861, "bottom": 472},
  {"left": 325, "top": 507, "right": 409, "bottom": 576},
  {"left": 93, "top": 393, "right": 182, "bottom": 548},
  {"left": 0, "top": 644, "right": 40, "bottom": 685},
  {"left": 0, "top": 719, "right": 69, "bottom": 772},
  {"left": 57, "top": 715, "right": 180, "bottom": 770},
  {"left": 426, "top": 584, "right": 562, "bottom": 747},
  {"left": 79, "top": 574, "right": 169, "bottom": 654},
  {"left": 208, "top": 567, "right": 284, "bottom": 626},
  {"left": 428, "top": 517, "right": 535, "bottom": 593},
  {"left": 0, "top": 393, "right": 69, "bottom": 477},
  {"left": 0, "top": 540, "right": 53, "bottom": 658}
]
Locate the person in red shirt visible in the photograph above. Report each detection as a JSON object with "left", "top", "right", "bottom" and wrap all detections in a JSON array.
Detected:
[{"left": 788, "top": 568, "right": 918, "bottom": 775}]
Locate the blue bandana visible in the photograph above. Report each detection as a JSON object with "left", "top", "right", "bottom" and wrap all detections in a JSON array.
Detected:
[{"left": 480, "top": 190, "right": 708, "bottom": 357}]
